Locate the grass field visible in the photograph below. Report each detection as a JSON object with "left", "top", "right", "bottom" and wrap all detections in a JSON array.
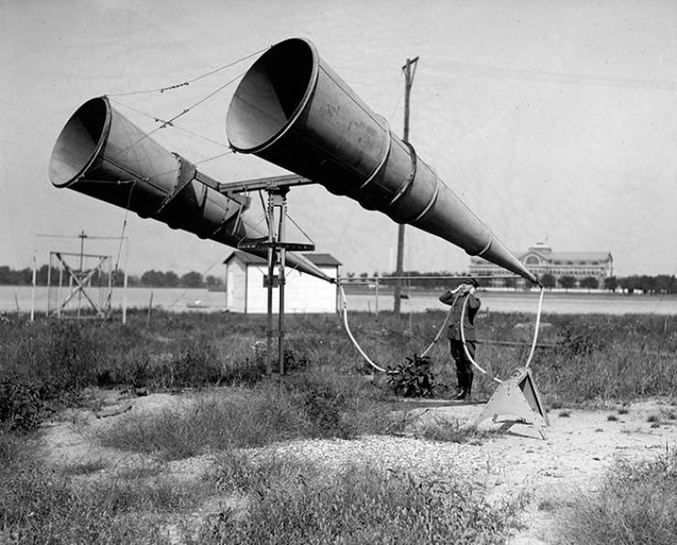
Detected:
[{"left": 1, "top": 308, "right": 676, "bottom": 543}]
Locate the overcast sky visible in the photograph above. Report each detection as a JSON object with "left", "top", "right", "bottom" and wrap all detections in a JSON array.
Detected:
[{"left": 1, "top": 0, "right": 676, "bottom": 277}]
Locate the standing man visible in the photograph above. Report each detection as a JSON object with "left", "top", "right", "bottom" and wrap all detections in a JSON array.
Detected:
[{"left": 439, "top": 279, "right": 481, "bottom": 400}]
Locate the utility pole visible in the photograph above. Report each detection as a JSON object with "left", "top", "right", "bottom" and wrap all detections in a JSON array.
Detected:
[{"left": 394, "top": 56, "right": 419, "bottom": 316}]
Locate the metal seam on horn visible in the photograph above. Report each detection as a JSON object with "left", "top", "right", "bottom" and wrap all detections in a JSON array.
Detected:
[
  {"left": 154, "top": 154, "right": 198, "bottom": 216},
  {"left": 348, "top": 118, "right": 392, "bottom": 196},
  {"left": 475, "top": 229, "right": 494, "bottom": 257},
  {"left": 388, "top": 140, "right": 417, "bottom": 206},
  {"left": 210, "top": 200, "right": 240, "bottom": 238},
  {"left": 409, "top": 179, "right": 441, "bottom": 224},
  {"left": 213, "top": 203, "right": 245, "bottom": 240}
]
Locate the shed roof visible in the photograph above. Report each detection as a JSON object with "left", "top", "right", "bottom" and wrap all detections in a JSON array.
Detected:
[
  {"left": 224, "top": 251, "right": 341, "bottom": 267},
  {"left": 305, "top": 253, "right": 342, "bottom": 267}
]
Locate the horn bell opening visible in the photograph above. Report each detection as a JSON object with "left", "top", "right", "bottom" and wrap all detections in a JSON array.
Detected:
[
  {"left": 227, "top": 38, "right": 318, "bottom": 153},
  {"left": 49, "top": 97, "right": 110, "bottom": 187}
]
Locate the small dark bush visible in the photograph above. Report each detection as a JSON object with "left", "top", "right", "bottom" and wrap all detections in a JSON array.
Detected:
[
  {"left": 219, "top": 357, "right": 266, "bottom": 387},
  {"left": 164, "top": 340, "right": 222, "bottom": 389},
  {"left": 46, "top": 321, "right": 97, "bottom": 390},
  {"left": 288, "top": 373, "right": 351, "bottom": 438},
  {"left": 387, "top": 354, "right": 436, "bottom": 398},
  {"left": 0, "top": 378, "right": 43, "bottom": 432},
  {"left": 283, "top": 349, "right": 310, "bottom": 373}
]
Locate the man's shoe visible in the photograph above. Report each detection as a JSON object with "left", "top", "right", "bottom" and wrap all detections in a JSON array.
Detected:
[{"left": 455, "top": 390, "right": 466, "bottom": 400}]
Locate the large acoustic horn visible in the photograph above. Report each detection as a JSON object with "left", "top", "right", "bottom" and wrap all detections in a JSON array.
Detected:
[
  {"left": 227, "top": 38, "right": 538, "bottom": 283},
  {"left": 49, "top": 96, "right": 329, "bottom": 281}
]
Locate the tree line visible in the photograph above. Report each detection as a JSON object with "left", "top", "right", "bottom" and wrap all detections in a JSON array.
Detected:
[
  {"left": 2, "top": 264, "right": 676, "bottom": 293},
  {"left": 0, "top": 265, "right": 224, "bottom": 289}
]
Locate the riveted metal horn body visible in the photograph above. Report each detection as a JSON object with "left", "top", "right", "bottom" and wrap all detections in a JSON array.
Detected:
[{"left": 226, "top": 38, "right": 537, "bottom": 283}]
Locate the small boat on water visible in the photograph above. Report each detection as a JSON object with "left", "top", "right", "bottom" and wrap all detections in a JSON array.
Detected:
[{"left": 186, "top": 300, "right": 209, "bottom": 309}]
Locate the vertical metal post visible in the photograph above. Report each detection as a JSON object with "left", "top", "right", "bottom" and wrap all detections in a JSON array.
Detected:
[
  {"left": 78, "top": 230, "right": 86, "bottom": 319},
  {"left": 266, "top": 192, "right": 276, "bottom": 377},
  {"left": 375, "top": 277, "right": 379, "bottom": 318},
  {"left": 57, "top": 260, "right": 64, "bottom": 317},
  {"left": 277, "top": 189, "right": 288, "bottom": 375},
  {"left": 47, "top": 254, "right": 53, "bottom": 316},
  {"left": 122, "top": 239, "right": 128, "bottom": 325},
  {"left": 106, "top": 256, "right": 113, "bottom": 318},
  {"left": 31, "top": 255, "right": 37, "bottom": 322}
]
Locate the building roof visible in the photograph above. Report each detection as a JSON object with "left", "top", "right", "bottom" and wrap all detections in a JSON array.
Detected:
[
  {"left": 224, "top": 251, "right": 341, "bottom": 267},
  {"left": 470, "top": 248, "right": 611, "bottom": 265},
  {"left": 520, "top": 250, "right": 612, "bottom": 262},
  {"left": 223, "top": 251, "right": 266, "bottom": 265},
  {"left": 304, "top": 253, "right": 342, "bottom": 267}
]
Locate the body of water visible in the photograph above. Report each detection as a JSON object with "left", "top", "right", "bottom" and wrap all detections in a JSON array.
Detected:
[
  {"left": 0, "top": 286, "right": 228, "bottom": 316},
  {"left": 2, "top": 285, "right": 677, "bottom": 316},
  {"left": 366, "top": 290, "right": 677, "bottom": 316}
]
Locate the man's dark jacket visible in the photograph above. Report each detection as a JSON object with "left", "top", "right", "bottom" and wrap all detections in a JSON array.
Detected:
[{"left": 439, "top": 290, "right": 481, "bottom": 342}]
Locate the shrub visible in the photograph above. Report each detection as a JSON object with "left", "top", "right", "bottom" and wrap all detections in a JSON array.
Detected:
[
  {"left": 387, "top": 354, "right": 436, "bottom": 398},
  {"left": 287, "top": 372, "right": 351, "bottom": 437}
]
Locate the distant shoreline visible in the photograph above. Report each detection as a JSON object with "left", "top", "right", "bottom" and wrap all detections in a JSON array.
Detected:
[{"left": 2, "top": 285, "right": 676, "bottom": 316}]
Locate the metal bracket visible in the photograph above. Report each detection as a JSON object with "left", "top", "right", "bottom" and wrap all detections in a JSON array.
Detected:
[
  {"left": 218, "top": 174, "right": 314, "bottom": 196},
  {"left": 238, "top": 241, "right": 315, "bottom": 252}
]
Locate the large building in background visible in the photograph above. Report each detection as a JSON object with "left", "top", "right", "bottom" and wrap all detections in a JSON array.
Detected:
[{"left": 469, "top": 243, "right": 613, "bottom": 288}]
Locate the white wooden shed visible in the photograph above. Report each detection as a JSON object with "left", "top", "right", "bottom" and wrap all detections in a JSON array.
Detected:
[{"left": 223, "top": 251, "right": 341, "bottom": 314}]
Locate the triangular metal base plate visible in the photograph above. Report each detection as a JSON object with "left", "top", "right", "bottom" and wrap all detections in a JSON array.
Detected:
[{"left": 474, "top": 367, "right": 550, "bottom": 439}]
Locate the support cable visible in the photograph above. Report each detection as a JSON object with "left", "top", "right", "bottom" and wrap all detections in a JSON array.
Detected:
[
  {"left": 108, "top": 47, "right": 268, "bottom": 97},
  {"left": 103, "top": 70, "right": 245, "bottom": 163},
  {"left": 110, "top": 98, "right": 231, "bottom": 149},
  {"left": 113, "top": 183, "right": 136, "bottom": 272}
]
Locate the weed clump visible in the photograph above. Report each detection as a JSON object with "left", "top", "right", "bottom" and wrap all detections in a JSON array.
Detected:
[
  {"left": 0, "top": 455, "right": 198, "bottom": 543},
  {"left": 96, "top": 373, "right": 401, "bottom": 460},
  {"left": 204, "top": 458, "right": 525, "bottom": 544},
  {"left": 556, "top": 448, "right": 677, "bottom": 545}
]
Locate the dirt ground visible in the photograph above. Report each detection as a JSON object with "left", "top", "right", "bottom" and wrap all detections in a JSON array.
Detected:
[
  {"left": 417, "top": 396, "right": 677, "bottom": 544},
  {"left": 38, "top": 388, "right": 677, "bottom": 545}
]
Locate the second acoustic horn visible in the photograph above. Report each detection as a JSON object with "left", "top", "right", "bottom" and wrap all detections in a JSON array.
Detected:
[{"left": 226, "top": 37, "right": 537, "bottom": 283}]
